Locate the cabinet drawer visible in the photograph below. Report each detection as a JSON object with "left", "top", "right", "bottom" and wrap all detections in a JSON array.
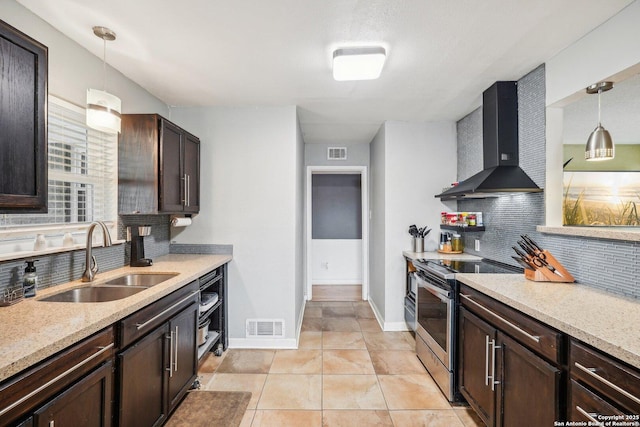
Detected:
[
  {"left": 569, "top": 379, "right": 625, "bottom": 422},
  {"left": 0, "top": 327, "right": 114, "bottom": 426},
  {"left": 570, "top": 340, "right": 640, "bottom": 413},
  {"left": 119, "top": 281, "right": 199, "bottom": 348},
  {"left": 459, "top": 285, "right": 562, "bottom": 364}
]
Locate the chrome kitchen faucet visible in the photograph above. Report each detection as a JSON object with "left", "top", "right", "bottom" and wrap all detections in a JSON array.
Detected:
[{"left": 81, "top": 221, "right": 113, "bottom": 282}]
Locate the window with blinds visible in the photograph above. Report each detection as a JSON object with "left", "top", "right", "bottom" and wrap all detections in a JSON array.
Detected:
[{"left": 0, "top": 96, "right": 117, "bottom": 228}]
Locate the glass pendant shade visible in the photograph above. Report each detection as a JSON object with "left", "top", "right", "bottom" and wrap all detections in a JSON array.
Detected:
[
  {"left": 585, "top": 124, "right": 614, "bottom": 161},
  {"left": 86, "top": 88, "right": 121, "bottom": 134},
  {"left": 86, "top": 26, "right": 121, "bottom": 134}
]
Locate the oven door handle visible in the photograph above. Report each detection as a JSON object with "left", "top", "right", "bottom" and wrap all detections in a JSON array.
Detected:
[{"left": 416, "top": 278, "right": 451, "bottom": 300}]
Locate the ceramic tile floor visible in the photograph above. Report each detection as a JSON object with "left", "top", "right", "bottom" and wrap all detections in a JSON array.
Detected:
[{"left": 198, "top": 301, "right": 485, "bottom": 427}]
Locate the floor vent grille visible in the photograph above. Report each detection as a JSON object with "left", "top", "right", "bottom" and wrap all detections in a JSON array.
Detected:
[
  {"left": 327, "top": 147, "right": 347, "bottom": 160},
  {"left": 246, "top": 319, "right": 285, "bottom": 338}
]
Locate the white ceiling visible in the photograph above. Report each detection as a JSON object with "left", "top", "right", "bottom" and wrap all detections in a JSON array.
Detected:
[{"left": 18, "top": 0, "right": 634, "bottom": 144}]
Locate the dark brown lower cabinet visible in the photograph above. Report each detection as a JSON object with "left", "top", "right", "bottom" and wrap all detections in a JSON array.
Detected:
[
  {"left": 33, "top": 360, "right": 113, "bottom": 427},
  {"left": 497, "top": 333, "right": 560, "bottom": 426},
  {"left": 118, "top": 325, "right": 169, "bottom": 427},
  {"left": 118, "top": 298, "right": 198, "bottom": 427},
  {"left": 459, "top": 307, "right": 497, "bottom": 427},
  {"left": 458, "top": 287, "right": 563, "bottom": 427},
  {"left": 568, "top": 339, "right": 640, "bottom": 421},
  {"left": 168, "top": 304, "right": 198, "bottom": 411}
]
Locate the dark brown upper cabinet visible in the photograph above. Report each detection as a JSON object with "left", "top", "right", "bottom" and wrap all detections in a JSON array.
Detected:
[
  {"left": 0, "top": 19, "right": 48, "bottom": 213},
  {"left": 119, "top": 114, "right": 200, "bottom": 214}
]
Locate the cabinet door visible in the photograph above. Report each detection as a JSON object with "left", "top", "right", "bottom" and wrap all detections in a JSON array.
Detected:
[
  {"left": 168, "top": 303, "right": 198, "bottom": 411},
  {"left": 33, "top": 360, "right": 113, "bottom": 427},
  {"left": 0, "top": 20, "right": 48, "bottom": 213},
  {"left": 183, "top": 133, "right": 200, "bottom": 213},
  {"left": 459, "top": 307, "right": 497, "bottom": 427},
  {"left": 119, "top": 324, "right": 169, "bottom": 427},
  {"left": 497, "top": 332, "right": 560, "bottom": 427},
  {"left": 159, "top": 119, "right": 184, "bottom": 212}
]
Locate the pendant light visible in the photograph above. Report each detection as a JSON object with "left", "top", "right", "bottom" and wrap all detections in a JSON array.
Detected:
[
  {"left": 584, "top": 81, "right": 614, "bottom": 161},
  {"left": 86, "top": 26, "right": 121, "bottom": 134}
]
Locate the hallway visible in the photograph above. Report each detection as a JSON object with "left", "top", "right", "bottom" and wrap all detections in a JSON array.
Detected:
[{"left": 197, "top": 301, "right": 483, "bottom": 426}]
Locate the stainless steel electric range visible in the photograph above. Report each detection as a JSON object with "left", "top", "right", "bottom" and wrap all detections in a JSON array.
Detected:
[{"left": 407, "top": 258, "right": 521, "bottom": 402}]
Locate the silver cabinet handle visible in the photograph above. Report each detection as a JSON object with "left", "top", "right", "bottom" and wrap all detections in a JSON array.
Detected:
[
  {"left": 574, "top": 362, "right": 640, "bottom": 406},
  {"left": 181, "top": 174, "right": 187, "bottom": 205},
  {"left": 135, "top": 291, "right": 199, "bottom": 331},
  {"left": 0, "top": 343, "right": 114, "bottom": 417},
  {"left": 485, "top": 335, "right": 490, "bottom": 387},
  {"left": 49, "top": 421, "right": 55, "bottom": 427},
  {"left": 186, "top": 175, "right": 190, "bottom": 207},
  {"left": 575, "top": 405, "right": 599, "bottom": 423},
  {"left": 490, "top": 339, "right": 501, "bottom": 391},
  {"left": 167, "top": 331, "right": 174, "bottom": 378},
  {"left": 461, "top": 294, "right": 540, "bottom": 344},
  {"left": 174, "top": 325, "right": 179, "bottom": 372}
]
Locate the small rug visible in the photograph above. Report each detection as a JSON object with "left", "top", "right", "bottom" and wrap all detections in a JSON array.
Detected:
[{"left": 165, "top": 390, "right": 251, "bottom": 427}]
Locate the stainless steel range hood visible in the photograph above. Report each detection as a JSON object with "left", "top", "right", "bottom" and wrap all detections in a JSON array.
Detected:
[{"left": 436, "top": 81, "right": 543, "bottom": 200}]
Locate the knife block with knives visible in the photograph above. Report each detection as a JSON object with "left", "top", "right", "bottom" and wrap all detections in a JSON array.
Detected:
[{"left": 512, "top": 235, "right": 575, "bottom": 283}]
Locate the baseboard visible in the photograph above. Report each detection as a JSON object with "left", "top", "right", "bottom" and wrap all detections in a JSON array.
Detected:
[
  {"left": 367, "top": 299, "right": 409, "bottom": 332},
  {"left": 229, "top": 337, "right": 298, "bottom": 349},
  {"left": 312, "top": 280, "right": 362, "bottom": 285},
  {"left": 383, "top": 321, "right": 411, "bottom": 332},
  {"left": 367, "top": 298, "right": 386, "bottom": 331},
  {"left": 295, "top": 299, "right": 307, "bottom": 348}
]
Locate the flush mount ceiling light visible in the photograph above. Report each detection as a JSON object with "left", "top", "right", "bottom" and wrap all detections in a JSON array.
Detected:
[
  {"left": 332, "top": 46, "right": 386, "bottom": 81},
  {"left": 86, "top": 26, "right": 121, "bottom": 134},
  {"left": 585, "top": 81, "right": 614, "bottom": 161}
]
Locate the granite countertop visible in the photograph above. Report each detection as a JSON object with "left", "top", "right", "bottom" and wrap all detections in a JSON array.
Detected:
[
  {"left": 403, "top": 250, "right": 482, "bottom": 261},
  {"left": 456, "top": 273, "right": 640, "bottom": 369},
  {"left": 0, "top": 253, "right": 232, "bottom": 383}
]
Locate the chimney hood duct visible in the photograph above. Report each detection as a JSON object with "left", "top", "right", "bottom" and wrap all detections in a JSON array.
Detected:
[{"left": 436, "top": 81, "right": 543, "bottom": 200}]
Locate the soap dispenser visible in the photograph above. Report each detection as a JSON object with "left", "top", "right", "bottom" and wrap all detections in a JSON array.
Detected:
[{"left": 23, "top": 259, "right": 38, "bottom": 298}]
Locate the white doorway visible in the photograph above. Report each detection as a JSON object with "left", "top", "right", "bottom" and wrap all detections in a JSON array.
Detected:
[{"left": 305, "top": 166, "right": 369, "bottom": 301}]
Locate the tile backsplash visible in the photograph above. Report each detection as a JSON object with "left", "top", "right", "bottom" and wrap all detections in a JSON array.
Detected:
[
  {"left": 0, "top": 215, "right": 171, "bottom": 294},
  {"left": 456, "top": 63, "right": 639, "bottom": 299}
]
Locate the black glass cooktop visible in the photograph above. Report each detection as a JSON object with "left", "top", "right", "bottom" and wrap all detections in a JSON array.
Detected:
[{"left": 415, "top": 258, "right": 522, "bottom": 276}]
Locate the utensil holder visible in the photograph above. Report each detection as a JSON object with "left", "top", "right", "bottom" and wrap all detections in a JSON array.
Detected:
[
  {"left": 524, "top": 250, "right": 575, "bottom": 283},
  {"left": 413, "top": 237, "right": 424, "bottom": 253}
]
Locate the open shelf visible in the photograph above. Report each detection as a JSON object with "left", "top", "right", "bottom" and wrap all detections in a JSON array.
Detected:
[
  {"left": 440, "top": 224, "right": 485, "bottom": 232},
  {"left": 197, "top": 330, "right": 220, "bottom": 360}
]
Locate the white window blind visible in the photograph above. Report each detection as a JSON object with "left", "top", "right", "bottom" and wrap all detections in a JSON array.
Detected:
[{"left": 0, "top": 96, "right": 117, "bottom": 228}]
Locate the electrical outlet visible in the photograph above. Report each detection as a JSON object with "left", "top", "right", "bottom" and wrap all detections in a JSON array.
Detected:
[
  {"left": 322, "top": 262, "right": 329, "bottom": 269},
  {"left": 475, "top": 239, "right": 480, "bottom": 251}
]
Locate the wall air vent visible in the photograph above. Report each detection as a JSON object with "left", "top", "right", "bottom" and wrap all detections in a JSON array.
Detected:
[
  {"left": 327, "top": 147, "right": 347, "bottom": 160},
  {"left": 246, "top": 319, "right": 285, "bottom": 338}
]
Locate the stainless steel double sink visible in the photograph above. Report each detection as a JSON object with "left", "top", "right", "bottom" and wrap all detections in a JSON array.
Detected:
[{"left": 39, "top": 273, "right": 179, "bottom": 303}]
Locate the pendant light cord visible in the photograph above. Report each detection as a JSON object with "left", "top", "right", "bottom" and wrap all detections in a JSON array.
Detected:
[
  {"left": 102, "top": 37, "right": 107, "bottom": 92},
  {"left": 597, "top": 88, "right": 602, "bottom": 126}
]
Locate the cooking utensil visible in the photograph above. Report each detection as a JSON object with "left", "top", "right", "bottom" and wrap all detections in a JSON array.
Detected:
[
  {"left": 511, "top": 256, "right": 535, "bottom": 271},
  {"left": 409, "top": 225, "right": 418, "bottom": 237}
]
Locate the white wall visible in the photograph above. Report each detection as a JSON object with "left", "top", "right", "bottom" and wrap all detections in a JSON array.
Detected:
[
  {"left": 1, "top": 1, "right": 167, "bottom": 114},
  {"left": 294, "top": 111, "right": 305, "bottom": 339},
  {"left": 170, "top": 106, "right": 301, "bottom": 347},
  {"left": 545, "top": 0, "right": 640, "bottom": 225},
  {"left": 311, "top": 240, "right": 362, "bottom": 284},
  {"left": 369, "top": 121, "right": 457, "bottom": 330},
  {"left": 546, "top": 0, "right": 640, "bottom": 107},
  {"left": 305, "top": 143, "right": 370, "bottom": 167},
  {"left": 369, "top": 125, "right": 387, "bottom": 320}
]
